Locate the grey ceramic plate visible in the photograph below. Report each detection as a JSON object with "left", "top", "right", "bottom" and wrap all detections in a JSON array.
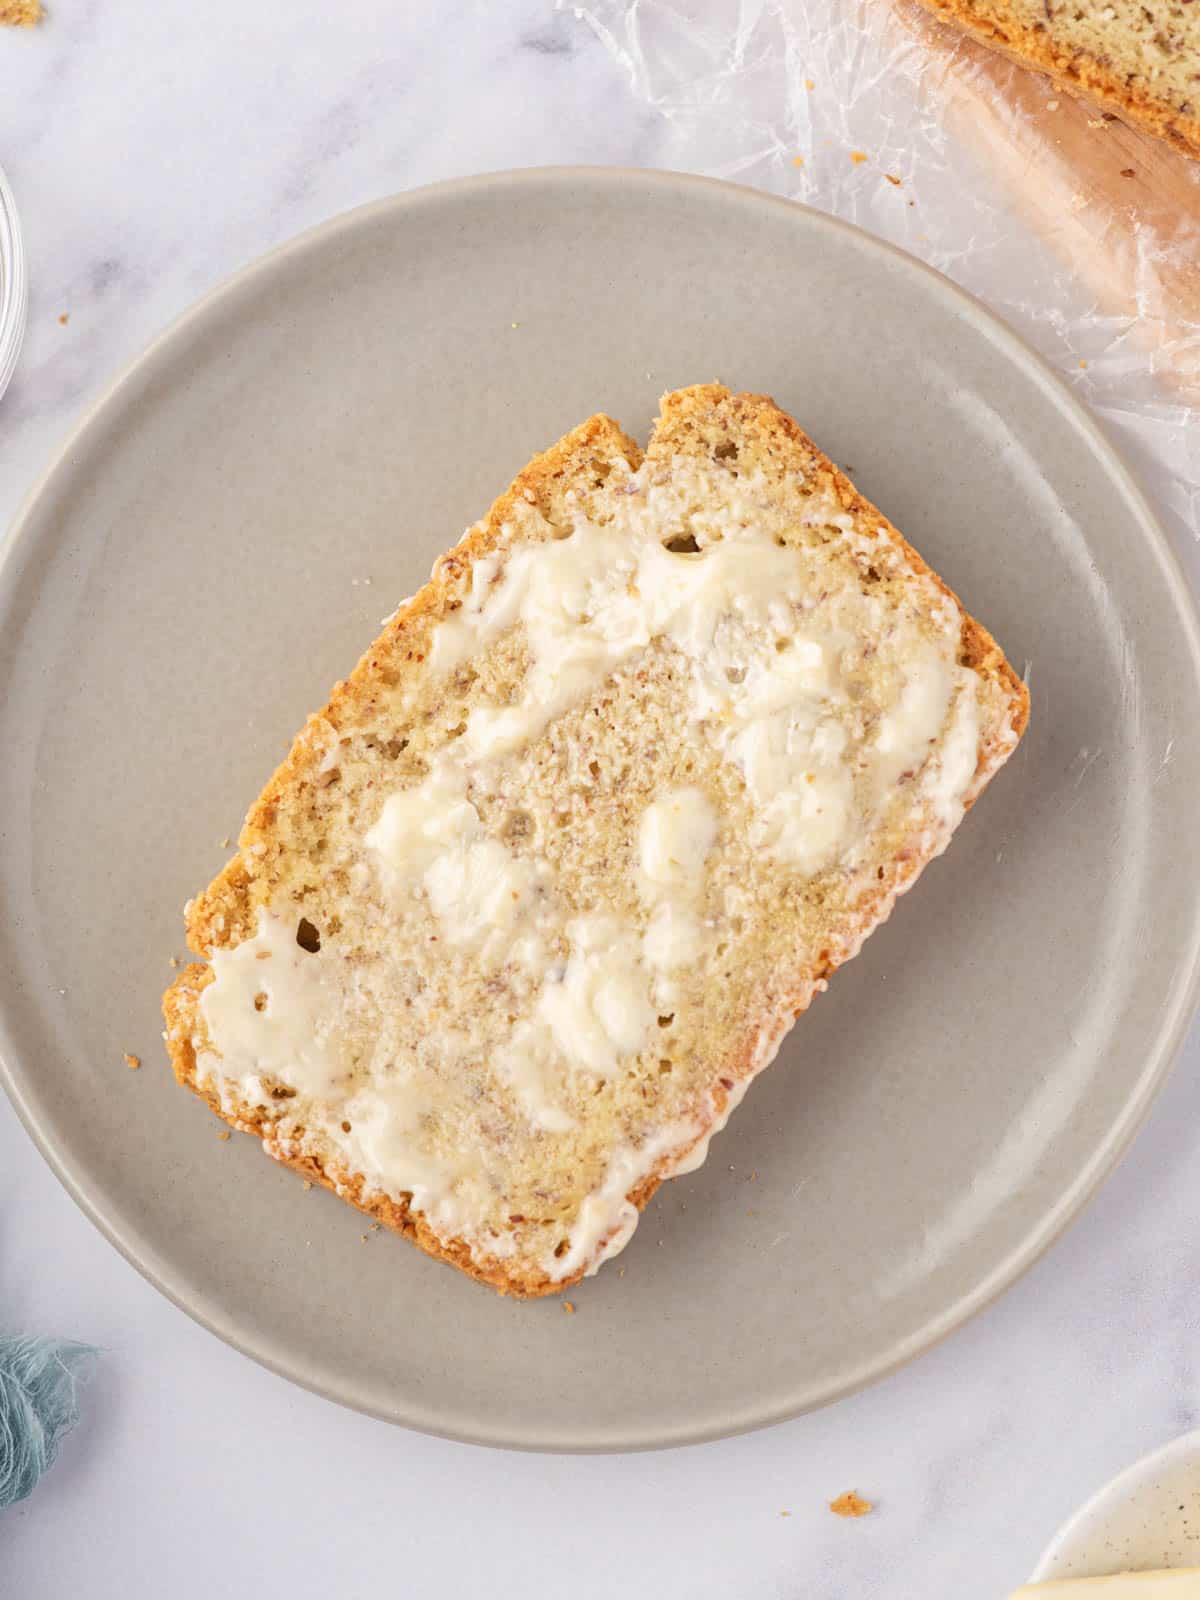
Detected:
[{"left": 3, "top": 169, "right": 1200, "bottom": 1452}]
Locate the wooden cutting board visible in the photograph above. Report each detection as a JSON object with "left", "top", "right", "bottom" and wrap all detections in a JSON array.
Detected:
[{"left": 896, "top": 0, "right": 1200, "bottom": 398}]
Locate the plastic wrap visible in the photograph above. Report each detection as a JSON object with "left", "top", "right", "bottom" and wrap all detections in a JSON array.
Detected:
[{"left": 568, "top": 0, "right": 1200, "bottom": 561}]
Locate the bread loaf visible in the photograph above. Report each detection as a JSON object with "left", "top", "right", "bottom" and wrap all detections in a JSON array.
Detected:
[{"left": 910, "top": 0, "right": 1199, "bottom": 158}]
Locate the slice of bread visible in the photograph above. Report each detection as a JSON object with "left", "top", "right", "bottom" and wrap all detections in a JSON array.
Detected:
[
  {"left": 910, "top": 0, "right": 1200, "bottom": 159},
  {"left": 163, "top": 384, "right": 1028, "bottom": 1298}
]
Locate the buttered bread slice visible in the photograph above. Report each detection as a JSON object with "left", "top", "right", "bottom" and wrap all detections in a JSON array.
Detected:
[{"left": 163, "top": 384, "right": 1028, "bottom": 1297}]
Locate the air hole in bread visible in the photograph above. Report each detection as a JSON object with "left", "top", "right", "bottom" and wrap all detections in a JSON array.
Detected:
[
  {"left": 553, "top": 1238, "right": 569, "bottom": 1259},
  {"left": 663, "top": 532, "right": 701, "bottom": 554},
  {"left": 588, "top": 759, "right": 601, "bottom": 779},
  {"left": 383, "top": 737, "right": 409, "bottom": 759},
  {"left": 713, "top": 440, "right": 738, "bottom": 461},
  {"left": 503, "top": 810, "right": 533, "bottom": 842},
  {"left": 253, "top": 991, "right": 268, "bottom": 1013},
  {"left": 775, "top": 638, "right": 790, "bottom": 652},
  {"left": 724, "top": 665, "right": 746, "bottom": 685},
  {"left": 296, "top": 917, "right": 321, "bottom": 953},
  {"left": 657, "top": 1014, "right": 674, "bottom": 1028},
  {"left": 658, "top": 1058, "right": 673, "bottom": 1074},
  {"left": 341, "top": 1120, "right": 352, "bottom": 1134}
]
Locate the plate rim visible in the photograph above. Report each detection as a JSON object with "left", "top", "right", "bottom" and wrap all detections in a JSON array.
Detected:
[
  {"left": 1030, "top": 1429, "right": 1200, "bottom": 1580},
  {"left": 4, "top": 165, "right": 1200, "bottom": 1453}
]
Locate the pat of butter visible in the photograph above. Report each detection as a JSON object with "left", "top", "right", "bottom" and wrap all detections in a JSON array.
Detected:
[
  {"left": 199, "top": 910, "right": 350, "bottom": 1100},
  {"left": 638, "top": 788, "right": 718, "bottom": 892},
  {"left": 540, "top": 915, "right": 655, "bottom": 1078},
  {"left": 366, "top": 762, "right": 542, "bottom": 958},
  {"left": 1011, "top": 1575, "right": 1200, "bottom": 1597}
]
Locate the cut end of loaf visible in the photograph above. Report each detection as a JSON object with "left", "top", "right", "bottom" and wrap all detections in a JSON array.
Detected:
[
  {"left": 909, "top": 0, "right": 1200, "bottom": 158},
  {"left": 163, "top": 384, "right": 1028, "bottom": 1297}
]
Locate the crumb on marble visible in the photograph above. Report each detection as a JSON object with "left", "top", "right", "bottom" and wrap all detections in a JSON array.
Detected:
[
  {"left": 804, "top": 77, "right": 815, "bottom": 90},
  {"left": 792, "top": 155, "right": 805, "bottom": 167},
  {"left": 124, "top": 1052, "right": 141, "bottom": 1071},
  {"left": 884, "top": 174, "right": 901, "bottom": 186},
  {"left": 830, "top": 1491, "right": 873, "bottom": 1518},
  {"left": 850, "top": 150, "right": 868, "bottom": 165},
  {"left": 58, "top": 312, "right": 69, "bottom": 326},
  {"left": 0, "top": 0, "right": 42, "bottom": 26},
  {"left": 1079, "top": 359, "right": 1088, "bottom": 369}
]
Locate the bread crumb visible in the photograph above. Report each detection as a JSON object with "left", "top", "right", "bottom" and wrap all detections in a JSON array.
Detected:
[
  {"left": 1046, "top": 98, "right": 1059, "bottom": 109},
  {"left": 780, "top": 1510, "right": 791, "bottom": 1518},
  {"left": 617, "top": 1267, "right": 625, "bottom": 1277},
  {"left": 361, "top": 1233, "right": 369, "bottom": 1243},
  {"left": 749, "top": 1170, "right": 759, "bottom": 1181},
  {"left": 302, "top": 1179, "right": 313, "bottom": 1191},
  {"left": 562, "top": 1300, "right": 576, "bottom": 1314},
  {"left": 804, "top": 77, "right": 815, "bottom": 90},
  {"left": 168, "top": 955, "right": 179, "bottom": 968},
  {"left": 792, "top": 155, "right": 805, "bottom": 167},
  {"left": 830, "top": 1492, "right": 873, "bottom": 1518},
  {"left": 217, "top": 1129, "right": 231, "bottom": 1142},
  {"left": 1078, "top": 359, "right": 1088, "bottom": 369},
  {"left": 850, "top": 150, "right": 868, "bottom": 165},
  {"left": 58, "top": 312, "right": 69, "bottom": 326},
  {"left": 0, "top": 0, "right": 42, "bottom": 25},
  {"left": 511, "top": 321, "right": 520, "bottom": 330},
  {"left": 884, "top": 173, "right": 901, "bottom": 186},
  {"left": 370, "top": 1221, "right": 382, "bottom": 1231},
  {"left": 123, "top": 1053, "right": 141, "bottom": 1071},
  {"left": 219, "top": 836, "right": 230, "bottom": 848},
  {"left": 1087, "top": 118, "right": 1107, "bottom": 128}
]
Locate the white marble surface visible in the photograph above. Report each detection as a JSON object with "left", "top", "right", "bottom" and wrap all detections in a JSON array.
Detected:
[{"left": 3, "top": 3, "right": 1200, "bottom": 1596}]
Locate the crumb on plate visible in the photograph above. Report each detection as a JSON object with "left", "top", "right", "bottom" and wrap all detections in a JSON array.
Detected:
[
  {"left": 217, "top": 1129, "right": 231, "bottom": 1142},
  {"left": 562, "top": 1300, "right": 576, "bottom": 1314},
  {"left": 123, "top": 1053, "right": 141, "bottom": 1071}
]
